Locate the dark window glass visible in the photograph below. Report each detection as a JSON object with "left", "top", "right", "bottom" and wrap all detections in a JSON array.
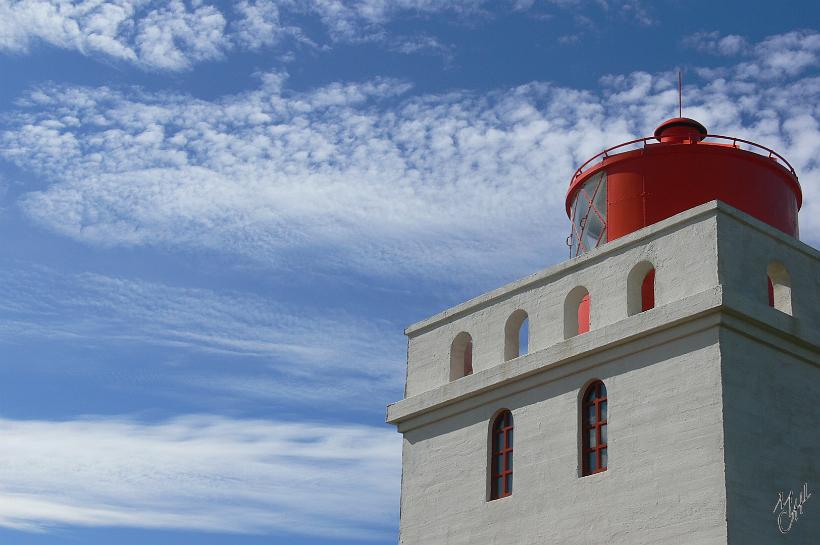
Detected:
[{"left": 570, "top": 171, "right": 608, "bottom": 257}]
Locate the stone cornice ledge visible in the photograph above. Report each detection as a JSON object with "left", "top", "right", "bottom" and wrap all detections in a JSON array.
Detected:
[{"left": 387, "top": 285, "right": 819, "bottom": 429}]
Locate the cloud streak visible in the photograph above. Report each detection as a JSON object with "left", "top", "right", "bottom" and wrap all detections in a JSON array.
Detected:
[
  {"left": 0, "top": 414, "right": 400, "bottom": 538},
  {"left": 0, "top": 262, "right": 405, "bottom": 408}
]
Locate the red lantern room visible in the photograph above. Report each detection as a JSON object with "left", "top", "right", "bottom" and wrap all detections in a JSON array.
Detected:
[{"left": 566, "top": 117, "right": 802, "bottom": 257}]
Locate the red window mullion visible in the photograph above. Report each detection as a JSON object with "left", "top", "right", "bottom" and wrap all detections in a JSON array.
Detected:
[
  {"left": 582, "top": 381, "right": 608, "bottom": 476},
  {"left": 490, "top": 412, "right": 514, "bottom": 499}
]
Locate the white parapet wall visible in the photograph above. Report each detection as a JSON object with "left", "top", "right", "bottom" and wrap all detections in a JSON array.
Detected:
[{"left": 392, "top": 200, "right": 819, "bottom": 403}]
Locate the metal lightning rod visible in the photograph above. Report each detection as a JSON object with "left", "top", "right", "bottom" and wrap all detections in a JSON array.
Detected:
[{"left": 678, "top": 70, "right": 683, "bottom": 118}]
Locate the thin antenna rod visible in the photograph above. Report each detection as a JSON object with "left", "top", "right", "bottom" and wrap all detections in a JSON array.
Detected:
[{"left": 678, "top": 70, "right": 682, "bottom": 118}]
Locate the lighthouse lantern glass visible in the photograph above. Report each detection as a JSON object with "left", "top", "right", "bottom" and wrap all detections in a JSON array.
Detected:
[{"left": 570, "top": 170, "right": 608, "bottom": 257}]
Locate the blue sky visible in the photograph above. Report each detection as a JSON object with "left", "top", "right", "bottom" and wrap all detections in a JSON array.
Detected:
[{"left": 0, "top": 1, "right": 818, "bottom": 543}]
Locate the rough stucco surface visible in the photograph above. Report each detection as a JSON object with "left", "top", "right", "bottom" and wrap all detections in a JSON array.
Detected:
[
  {"left": 721, "top": 328, "right": 819, "bottom": 544},
  {"left": 398, "top": 330, "right": 728, "bottom": 545},
  {"left": 403, "top": 204, "right": 721, "bottom": 398},
  {"left": 389, "top": 202, "right": 820, "bottom": 545}
]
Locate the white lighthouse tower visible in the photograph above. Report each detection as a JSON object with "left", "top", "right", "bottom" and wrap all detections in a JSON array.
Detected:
[{"left": 387, "top": 118, "right": 819, "bottom": 544}]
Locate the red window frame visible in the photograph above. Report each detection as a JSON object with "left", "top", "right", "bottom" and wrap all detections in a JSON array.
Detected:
[
  {"left": 582, "top": 381, "right": 608, "bottom": 476},
  {"left": 490, "top": 410, "right": 513, "bottom": 499}
]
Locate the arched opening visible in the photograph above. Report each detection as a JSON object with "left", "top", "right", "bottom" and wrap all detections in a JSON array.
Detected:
[
  {"left": 489, "top": 409, "right": 513, "bottom": 500},
  {"left": 767, "top": 262, "right": 792, "bottom": 315},
  {"left": 627, "top": 261, "right": 656, "bottom": 316},
  {"left": 504, "top": 310, "right": 529, "bottom": 361},
  {"left": 450, "top": 332, "right": 473, "bottom": 381},
  {"left": 564, "top": 286, "right": 590, "bottom": 338},
  {"left": 581, "top": 380, "right": 608, "bottom": 476}
]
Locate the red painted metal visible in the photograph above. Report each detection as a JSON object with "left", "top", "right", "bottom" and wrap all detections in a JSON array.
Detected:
[
  {"left": 641, "top": 269, "right": 655, "bottom": 312},
  {"left": 566, "top": 118, "right": 802, "bottom": 253},
  {"left": 582, "top": 381, "right": 608, "bottom": 476},
  {"left": 578, "top": 294, "right": 590, "bottom": 334},
  {"left": 491, "top": 410, "right": 513, "bottom": 499}
]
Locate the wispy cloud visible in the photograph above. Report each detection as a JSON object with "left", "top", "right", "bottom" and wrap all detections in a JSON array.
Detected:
[
  {"left": 684, "top": 29, "right": 820, "bottom": 79},
  {"left": 0, "top": 262, "right": 405, "bottom": 407},
  {"left": 1, "top": 34, "right": 818, "bottom": 284},
  {"left": 0, "top": 414, "right": 400, "bottom": 538},
  {"left": 390, "top": 34, "right": 454, "bottom": 62},
  {"left": 683, "top": 31, "right": 750, "bottom": 57}
]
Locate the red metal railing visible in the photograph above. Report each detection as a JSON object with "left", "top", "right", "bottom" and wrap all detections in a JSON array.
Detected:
[{"left": 570, "top": 134, "right": 798, "bottom": 184}]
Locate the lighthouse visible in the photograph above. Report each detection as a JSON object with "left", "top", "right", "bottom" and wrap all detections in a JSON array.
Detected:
[{"left": 386, "top": 117, "right": 819, "bottom": 544}]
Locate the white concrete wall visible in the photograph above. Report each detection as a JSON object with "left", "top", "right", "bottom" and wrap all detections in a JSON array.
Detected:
[
  {"left": 716, "top": 210, "right": 820, "bottom": 341},
  {"left": 721, "top": 328, "right": 820, "bottom": 545},
  {"left": 398, "top": 328, "right": 728, "bottom": 545},
  {"left": 404, "top": 203, "right": 722, "bottom": 397}
]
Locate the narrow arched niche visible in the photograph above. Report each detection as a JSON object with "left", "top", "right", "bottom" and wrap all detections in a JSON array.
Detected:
[
  {"left": 564, "top": 286, "right": 590, "bottom": 339},
  {"left": 767, "top": 261, "right": 792, "bottom": 315},
  {"left": 450, "top": 332, "right": 474, "bottom": 381},
  {"left": 504, "top": 310, "right": 529, "bottom": 361},
  {"left": 627, "top": 261, "right": 656, "bottom": 316}
]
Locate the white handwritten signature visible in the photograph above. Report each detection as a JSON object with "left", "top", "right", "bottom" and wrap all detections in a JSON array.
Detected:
[{"left": 772, "top": 482, "right": 812, "bottom": 534}]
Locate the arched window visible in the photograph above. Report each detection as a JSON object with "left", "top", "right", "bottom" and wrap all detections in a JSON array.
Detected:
[
  {"left": 450, "top": 332, "right": 473, "bottom": 381},
  {"left": 767, "top": 262, "right": 792, "bottom": 315},
  {"left": 564, "top": 286, "right": 590, "bottom": 339},
  {"left": 581, "top": 380, "right": 608, "bottom": 476},
  {"left": 490, "top": 410, "right": 513, "bottom": 500},
  {"left": 627, "top": 261, "right": 655, "bottom": 316},
  {"left": 504, "top": 310, "right": 529, "bottom": 361}
]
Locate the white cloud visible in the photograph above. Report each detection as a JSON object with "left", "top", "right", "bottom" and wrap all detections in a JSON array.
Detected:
[
  {"left": 740, "top": 30, "right": 820, "bottom": 80},
  {"left": 134, "top": 0, "right": 226, "bottom": 70},
  {"left": 231, "top": 0, "right": 283, "bottom": 50},
  {"left": 390, "top": 34, "right": 453, "bottom": 60},
  {"left": 0, "top": 0, "right": 487, "bottom": 69},
  {"left": 0, "top": 0, "right": 228, "bottom": 71},
  {"left": 0, "top": 414, "right": 400, "bottom": 537},
  {"left": 287, "top": 0, "right": 490, "bottom": 43},
  {"left": 683, "top": 31, "right": 750, "bottom": 56},
  {"left": 684, "top": 30, "right": 820, "bottom": 80},
  {"left": 0, "top": 1, "right": 664, "bottom": 70},
  {"left": 2, "top": 33, "right": 819, "bottom": 286},
  {"left": 231, "top": 0, "right": 318, "bottom": 51}
]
